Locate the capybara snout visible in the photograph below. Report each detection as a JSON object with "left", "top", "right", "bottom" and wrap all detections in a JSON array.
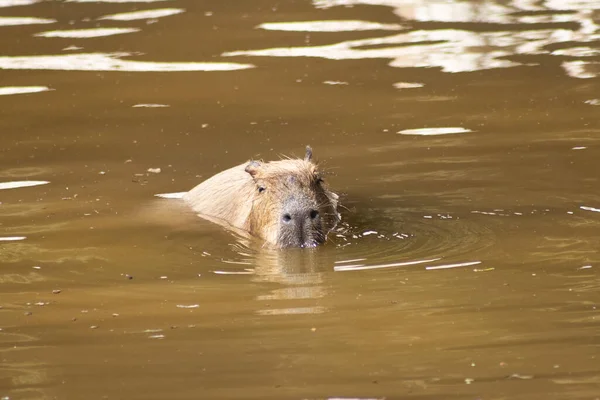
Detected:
[
  {"left": 278, "top": 189, "right": 325, "bottom": 248},
  {"left": 183, "top": 146, "right": 340, "bottom": 248}
]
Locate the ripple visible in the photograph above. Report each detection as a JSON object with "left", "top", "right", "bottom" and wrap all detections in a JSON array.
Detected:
[
  {"left": 398, "top": 127, "right": 472, "bottom": 136},
  {"left": 66, "top": 0, "right": 170, "bottom": 2},
  {"left": 35, "top": 28, "right": 140, "bottom": 38},
  {"left": 259, "top": 20, "right": 404, "bottom": 32},
  {"left": 314, "top": 0, "right": 513, "bottom": 23},
  {"left": 0, "top": 86, "right": 52, "bottom": 96},
  {"left": 223, "top": 29, "right": 522, "bottom": 73},
  {"left": 175, "top": 304, "right": 199, "bottom": 309},
  {"left": 0, "top": 236, "right": 26, "bottom": 241},
  {"left": 553, "top": 47, "right": 600, "bottom": 57},
  {"left": 99, "top": 8, "right": 184, "bottom": 21},
  {"left": 546, "top": 0, "right": 600, "bottom": 9},
  {"left": 133, "top": 103, "right": 170, "bottom": 108},
  {"left": 393, "top": 82, "right": 424, "bottom": 89},
  {"left": 227, "top": 0, "right": 600, "bottom": 77},
  {"left": 0, "top": 180, "right": 49, "bottom": 190},
  {"left": 425, "top": 261, "right": 482, "bottom": 270},
  {"left": 0, "top": 17, "right": 55, "bottom": 26},
  {"left": 580, "top": 206, "right": 600, "bottom": 213},
  {"left": 0, "top": 167, "right": 50, "bottom": 178},
  {"left": 334, "top": 257, "right": 440, "bottom": 272},
  {"left": 0, "top": 0, "right": 40, "bottom": 7},
  {"left": 332, "top": 209, "right": 496, "bottom": 269},
  {"left": 314, "top": 0, "right": 598, "bottom": 25},
  {"left": 256, "top": 306, "right": 325, "bottom": 315},
  {"left": 562, "top": 61, "right": 600, "bottom": 79},
  {"left": 213, "top": 270, "right": 253, "bottom": 275},
  {"left": 0, "top": 53, "right": 254, "bottom": 72}
]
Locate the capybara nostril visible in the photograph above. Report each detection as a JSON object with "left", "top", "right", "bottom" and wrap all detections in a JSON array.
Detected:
[
  {"left": 309, "top": 209, "right": 319, "bottom": 220},
  {"left": 282, "top": 213, "right": 292, "bottom": 223}
]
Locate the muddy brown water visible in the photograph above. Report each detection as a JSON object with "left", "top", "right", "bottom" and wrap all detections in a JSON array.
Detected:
[{"left": 1, "top": 0, "right": 600, "bottom": 399}]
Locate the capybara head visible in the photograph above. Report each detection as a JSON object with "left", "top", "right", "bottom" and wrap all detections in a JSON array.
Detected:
[{"left": 244, "top": 146, "right": 339, "bottom": 248}]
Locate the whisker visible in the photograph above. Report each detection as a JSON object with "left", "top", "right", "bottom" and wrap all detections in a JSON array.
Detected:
[{"left": 338, "top": 203, "right": 351, "bottom": 212}]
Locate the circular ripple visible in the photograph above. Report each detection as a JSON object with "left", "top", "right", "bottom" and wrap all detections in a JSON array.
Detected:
[
  {"left": 330, "top": 210, "right": 498, "bottom": 270},
  {"left": 204, "top": 208, "right": 499, "bottom": 275}
]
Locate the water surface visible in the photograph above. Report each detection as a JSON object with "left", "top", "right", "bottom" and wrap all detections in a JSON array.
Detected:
[{"left": 1, "top": 0, "right": 599, "bottom": 399}]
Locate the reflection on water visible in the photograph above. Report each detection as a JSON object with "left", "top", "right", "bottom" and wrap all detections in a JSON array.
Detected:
[
  {"left": 0, "top": 0, "right": 39, "bottom": 7},
  {"left": 98, "top": 8, "right": 184, "bottom": 21},
  {"left": 0, "top": 86, "right": 52, "bottom": 96},
  {"left": 66, "top": 0, "right": 171, "bottom": 3},
  {"left": 132, "top": 103, "right": 170, "bottom": 108},
  {"left": 224, "top": 0, "right": 600, "bottom": 76},
  {"left": 554, "top": 46, "right": 600, "bottom": 57},
  {"left": 217, "top": 242, "right": 333, "bottom": 315},
  {"left": 563, "top": 60, "right": 600, "bottom": 79},
  {"left": 0, "top": 236, "right": 27, "bottom": 241},
  {"left": 424, "top": 260, "right": 481, "bottom": 270},
  {"left": 580, "top": 205, "right": 600, "bottom": 213},
  {"left": 259, "top": 20, "right": 404, "bottom": 32},
  {"left": 0, "top": 16, "right": 55, "bottom": 26},
  {"left": 0, "top": 180, "right": 49, "bottom": 190},
  {"left": 393, "top": 81, "right": 424, "bottom": 89},
  {"left": 35, "top": 27, "right": 140, "bottom": 38},
  {"left": 398, "top": 127, "right": 472, "bottom": 135},
  {"left": 0, "top": 53, "right": 254, "bottom": 72},
  {"left": 334, "top": 257, "right": 439, "bottom": 271},
  {"left": 224, "top": 28, "right": 524, "bottom": 73}
]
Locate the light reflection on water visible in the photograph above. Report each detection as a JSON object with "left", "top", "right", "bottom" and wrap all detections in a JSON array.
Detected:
[
  {"left": 222, "top": 0, "right": 600, "bottom": 76},
  {"left": 224, "top": 25, "right": 599, "bottom": 74},
  {"left": 223, "top": 28, "right": 523, "bottom": 73},
  {"left": 0, "top": 180, "right": 50, "bottom": 190},
  {"left": 35, "top": 27, "right": 140, "bottom": 38},
  {"left": 259, "top": 20, "right": 404, "bottom": 32},
  {"left": 0, "top": 16, "right": 55, "bottom": 26},
  {"left": 393, "top": 81, "right": 424, "bottom": 89},
  {"left": 0, "top": 86, "right": 52, "bottom": 96},
  {"left": 0, "top": 236, "right": 27, "bottom": 241},
  {"left": 0, "top": 53, "right": 254, "bottom": 72},
  {"left": 0, "top": 0, "right": 39, "bottom": 7},
  {"left": 98, "top": 8, "right": 184, "bottom": 21},
  {"left": 0, "top": 0, "right": 596, "bottom": 78},
  {"left": 562, "top": 60, "right": 600, "bottom": 79},
  {"left": 398, "top": 127, "right": 472, "bottom": 136},
  {"left": 65, "top": 0, "right": 171, "bottom": 3}
]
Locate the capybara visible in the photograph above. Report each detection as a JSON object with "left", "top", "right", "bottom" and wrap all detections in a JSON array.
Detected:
[{"left": 183, "top": 146, "right": 340, "bottom": 248}]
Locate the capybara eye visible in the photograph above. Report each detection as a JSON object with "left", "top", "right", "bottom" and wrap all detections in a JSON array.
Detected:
[
  {"left": 310, "top": 210, "right": 319, "bottom": 220},
  {"left": 258, "top": 186, "right": 266, "bottom": 193}
]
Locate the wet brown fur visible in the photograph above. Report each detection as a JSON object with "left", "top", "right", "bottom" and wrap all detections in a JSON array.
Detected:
[{"left": 183, "top": 150, "right": 339, "bottom": 247}]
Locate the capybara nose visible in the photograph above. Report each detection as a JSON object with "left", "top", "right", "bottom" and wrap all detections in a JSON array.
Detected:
[{"left": 281, "top": 209, "right": 320, "bottom": 224}]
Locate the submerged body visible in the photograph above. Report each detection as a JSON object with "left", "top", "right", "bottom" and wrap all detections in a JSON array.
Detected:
[{"left": 183, "top": 146, "right": 340, "bottom": 248}]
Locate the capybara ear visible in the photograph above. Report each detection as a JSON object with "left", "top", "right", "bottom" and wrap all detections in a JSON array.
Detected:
[
  {"left": 244, "top": 161, "right": 262, "bottom": 178},
  {"left": 305, "top": 145, "right": 313, "bottom": 161}
]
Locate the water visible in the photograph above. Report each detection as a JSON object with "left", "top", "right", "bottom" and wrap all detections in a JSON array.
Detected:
[{"left": 1, "top": 0, "right": 599, "bottom": 399}]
